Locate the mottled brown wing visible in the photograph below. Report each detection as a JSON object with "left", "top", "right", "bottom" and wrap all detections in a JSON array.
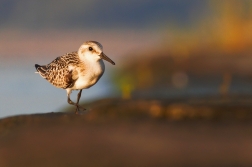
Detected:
[{"left": 36, "top": 53, "right": 78, "bottom": 89}]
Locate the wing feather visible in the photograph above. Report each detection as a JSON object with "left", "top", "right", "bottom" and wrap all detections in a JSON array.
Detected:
[{"left": 35, "top": 52, "right": 79, "bottom": 89}]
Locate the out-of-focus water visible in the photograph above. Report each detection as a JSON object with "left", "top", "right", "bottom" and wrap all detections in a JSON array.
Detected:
[
  {"left": 1, "top": 56, "right": 252, "bottom": 119},
  {"left": 0, "top": 29, "right": 163, "bottom": 118},
  {"left": 0, "top": 60, "right": 114, "bottom": 118},
  {"left": 132, "top": 77, "right": 252, "bottom": 99}
]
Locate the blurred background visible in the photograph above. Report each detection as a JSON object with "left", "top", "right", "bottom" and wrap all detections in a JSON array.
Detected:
[
  {"left": 1, "top": 0, "right": 252, "bottom": 118},
  {"left": 2, "top": 1, "right": 252, "bottom": 166}
]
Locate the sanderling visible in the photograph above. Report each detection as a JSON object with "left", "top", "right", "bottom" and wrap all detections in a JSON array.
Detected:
[{"left": 35, "top": 41, "right": 115, "bottom": 114}]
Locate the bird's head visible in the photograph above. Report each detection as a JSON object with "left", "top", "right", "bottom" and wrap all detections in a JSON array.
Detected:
[{"left": 78, "top": 41, "right": 115, "bottom": 65}]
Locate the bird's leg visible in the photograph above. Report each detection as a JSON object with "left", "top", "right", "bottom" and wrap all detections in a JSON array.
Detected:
[
  {"left": 67, "top": 96, "right": 76, "bottom": 105},
  {"left": 75, "top": 89, "right": 86, "bottom": 114},
  {"left": 76, "top": 89, "right": 82, "bottom": 104},
  {"left": 66, "top": 89, "right": 85, "bottom": 114}
]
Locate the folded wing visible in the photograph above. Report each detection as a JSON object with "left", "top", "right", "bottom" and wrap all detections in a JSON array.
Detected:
[{"left": 35, "top": 54, "right": 78, "bottom": 89}]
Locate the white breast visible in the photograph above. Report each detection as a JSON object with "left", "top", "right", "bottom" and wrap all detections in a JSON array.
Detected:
[{"left": 72, "top": 60, "right": 105, "bottom": 90}]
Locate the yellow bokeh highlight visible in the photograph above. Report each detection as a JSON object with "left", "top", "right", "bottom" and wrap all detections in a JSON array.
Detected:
[
  {"left": 165, "top": 0, "right": 252, "bottom": 56},
  {"left": 121, "top": 83, "right": 133, "bottom": 99}
]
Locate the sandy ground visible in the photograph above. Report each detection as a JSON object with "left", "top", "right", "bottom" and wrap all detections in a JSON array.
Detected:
[{"left": 0, "top": 98, "right": 252, "bottom": 167}]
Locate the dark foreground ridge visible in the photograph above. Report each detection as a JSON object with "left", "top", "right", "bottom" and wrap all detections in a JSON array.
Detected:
[{"left": 0, "top": 97, "right": 252, "bottom": 167}]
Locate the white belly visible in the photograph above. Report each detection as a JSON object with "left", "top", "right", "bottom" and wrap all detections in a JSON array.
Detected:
[
  {"left": 74, "top": 75, "right": 101, "bottom": 89},
  {"left": 72, "top": 60, "right": 105, "bottom": 90}
]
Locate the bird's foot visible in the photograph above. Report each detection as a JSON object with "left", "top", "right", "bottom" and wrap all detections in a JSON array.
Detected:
[{"left": 75, "top": 105, "right": 86, "bottom": 115}]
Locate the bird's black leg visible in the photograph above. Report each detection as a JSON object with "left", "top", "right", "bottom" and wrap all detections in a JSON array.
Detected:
[
  {"left": 66, "top": 89, "right": 85, "bottom": 114},
  {"left": 75, "top": 89, "right": 86, "bottom": 114},
  {"left": 76, "top": 89, "right": 82, "bottom": 105},
  {"left": 67, "top": 96, "right": 75, "bottom": 105}
]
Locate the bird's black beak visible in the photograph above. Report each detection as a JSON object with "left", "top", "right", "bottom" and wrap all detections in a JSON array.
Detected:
[{"left": 100, "top": 52, "right": 115, "bottom": 65}]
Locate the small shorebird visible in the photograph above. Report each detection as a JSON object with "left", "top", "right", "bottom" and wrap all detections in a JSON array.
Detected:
[{"left": 35, "top": 41, "right": 115, "bottom": 114}]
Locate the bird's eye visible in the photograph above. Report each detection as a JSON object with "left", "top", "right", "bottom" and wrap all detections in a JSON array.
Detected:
[{"left": 89, "top": 47, "right": 93, "bottom": 51}]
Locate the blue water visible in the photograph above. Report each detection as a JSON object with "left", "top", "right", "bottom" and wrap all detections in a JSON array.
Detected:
[
  {"left": 0, "top": 59, "right": 115, "bottom": 118},
  {"left": 1, "top": 57, "right": 252, "bottom": 119}
]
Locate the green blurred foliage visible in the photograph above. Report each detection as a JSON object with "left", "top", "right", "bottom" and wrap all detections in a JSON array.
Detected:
[{"left": 112, "top": 0, "right": 252, "bottom": 98}]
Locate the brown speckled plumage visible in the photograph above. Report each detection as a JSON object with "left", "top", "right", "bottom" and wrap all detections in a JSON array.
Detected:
[
  {"left": 36, "top": 52, "right": 81, "bottom": 89},
  {"left": 35, "top": 41, "right": 115, "bottom": 114}
]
